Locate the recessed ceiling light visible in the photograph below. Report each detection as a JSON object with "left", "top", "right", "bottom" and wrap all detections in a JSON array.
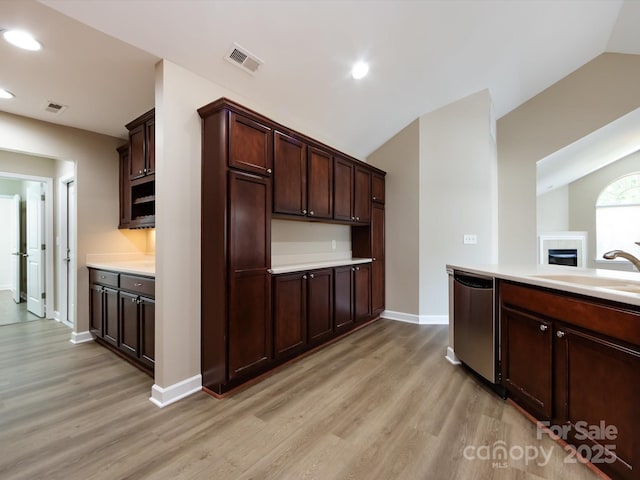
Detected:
[
  {"left": 0, "top": 88, "right": 15, "bottom": 99},
  {"left": 2, "top": 29, "right": 42, "bottom": 51},
  {"left": 351, "top": 61, "right": 369, "bottom": 80}
]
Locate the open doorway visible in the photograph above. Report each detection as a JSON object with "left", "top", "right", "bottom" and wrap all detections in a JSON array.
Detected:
[{"left": 0, "top": 174, "right": 54, "bottom": 324}]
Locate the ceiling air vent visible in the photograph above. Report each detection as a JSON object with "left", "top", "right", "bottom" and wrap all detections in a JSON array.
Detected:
[
  {"left": 43, "top": 101, "right": 68, "bottom": 115},
  {"left": 225, "top": 43, "right": 263, "bottom": 75}
]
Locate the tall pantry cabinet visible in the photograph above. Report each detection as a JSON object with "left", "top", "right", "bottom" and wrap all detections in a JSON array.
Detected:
[{"left": 199, "top": 98, "right": 386, "bottom": 394}]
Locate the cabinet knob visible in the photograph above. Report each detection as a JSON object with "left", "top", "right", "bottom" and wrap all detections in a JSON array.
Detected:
[
  {"left": 302, "top": 209, "right": 307, "bottom": 214},
  {"left": 266, "top": 168, "right": 272, "bottom": 174},
  {"left": 143, "top": 168, "right": 147, "bottom": 173},
  {"left": 556, "top": 330, "right": 566, "bottom": 338},
  {"left": 139, "top": 170, "right": 143, "bottom": 174},
  {"left": 356, "top": 266, "right": 360, "bottom": 271},
  {"left": 373, "top": 257, "right": 377, "bottom": 261},
  {"left": 372, "top": 196, "right": 376, "bottom": 200},
  {"left": 302, "top": 274, "right": 308, "bottom": 280},
  {"left": 356, "top": 216, "right": 360, "bottom": 221},
  {"left": 351, "top": 216, "right": 355, "bottom": 220},
  {"left": 136, "top": 299, "right": 141, "bottom": 305},
  {"left": 539, "top": 324, "right": 548, "bottom": 332},
  {"left": 309, "top": 211, "right": 314, "bottom": 216},
  {"left": 351, "top": 267, "right": 356, "bottom": 272},
  {"left": 309, "top": 273, "right": 315, "bottom": 279},
  {"left": 131, "top": 297, "right": 136, "bottom": 303}
]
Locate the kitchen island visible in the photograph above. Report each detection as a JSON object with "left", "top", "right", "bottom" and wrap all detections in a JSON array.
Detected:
[{"left": 447, "top": 263, "right": 640, "bottom": 480}]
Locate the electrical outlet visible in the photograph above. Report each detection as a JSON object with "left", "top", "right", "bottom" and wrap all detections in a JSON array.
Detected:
[
  {"left": 331, "top": 240, "right": 337, "bottom": 250},
  {"left": 463, "top": 234, "right": 478, "bottom": 245}
]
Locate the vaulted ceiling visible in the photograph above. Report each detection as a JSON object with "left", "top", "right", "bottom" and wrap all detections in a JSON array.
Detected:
[{"left": 1, "top": 0, "right": 639, "bottom": 159}]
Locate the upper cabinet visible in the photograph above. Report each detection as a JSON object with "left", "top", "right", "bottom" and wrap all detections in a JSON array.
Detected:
[
  {"left": 126, "top": 109, "right": 155, "bottom": 180},
  {"left": 354, "top": 166, "right": 371, "bottom": 223},
  {"left": 333, "top": 157, "right": 355, "bottom": 222},
  {"left": 120, "top": 108, "right": 155, "bottom": 229},
  {"left": 372, "top": 173, "right": 385, "bottom": 204},
  {"left": 229, "top": 112, "right": 273, "bottom": 176},
  {"left": 273, "top": 132, "right": 334, "bottom": 220}
]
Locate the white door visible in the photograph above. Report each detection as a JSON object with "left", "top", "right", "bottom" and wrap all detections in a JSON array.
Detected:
[
  {"left": 10, "top": 194, "right": 20, "bottom": 303},
  {"left": 65, "top": 181, "right": 76, "bottom": 325},
  {"left": 26, "top": 184, "right": 45, "bottom": 317}
]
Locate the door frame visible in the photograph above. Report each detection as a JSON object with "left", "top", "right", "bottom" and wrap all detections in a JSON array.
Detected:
[
  {"left": 0, "top": 171, "right": 54, "bottom": 319},
  {"left": 58, "top": 174, "right": 75, "bottom": 328}
]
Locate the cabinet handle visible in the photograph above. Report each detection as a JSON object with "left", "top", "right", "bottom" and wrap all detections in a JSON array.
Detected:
[
  {"left": 309, "top": 273, "right": 315, "bottom": 279},
  {"left": 266, "top": 168, "right": 272, "bottom": 174},
  {"left": 309, "top": 211, "right": 314, "bottom": 216},
  {"left": 134, "top": 283, "right": 143, "bottom": 287},
  {"left": 539, "top": 324, "right": 548, "bottom": 332},
  {"left": 100, "top": 275, "right": 106, "bottom": 279},
  {"left": 556, "top": 330, "right": 565, "bottom": 338},
  {"left": 302, "top": 209, "right": 307, "bottom": 214}
]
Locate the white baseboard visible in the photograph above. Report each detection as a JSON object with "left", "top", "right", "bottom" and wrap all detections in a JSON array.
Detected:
[
  {"left": 54, "top": 310, "right": 60, "bottom": 322},
  {"left": 0, "top": 285, "right": 11, "bottom": 290},
  {"left": 150, "top": 374, "right": 202, "bottom": 408},
  {"left": 70, "top": 330, "right": 94, "bottom": 344},
  {"left": 445, "top": 346, "right": 461, "bottom": 365},
  {"left": 382, "top": 310, "right": 449, "bottom": 325}
]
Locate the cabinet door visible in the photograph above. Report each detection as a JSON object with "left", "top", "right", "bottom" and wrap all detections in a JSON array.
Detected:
[
  {"left": 145, "top": 118, "right": 155, "bottom": 175},
  {"left": 273, "top": 273, "right": 307, "bottom": 359},
  {"left": 118, "top": 146, "right": 131, "bottom": 228},
  {"left": 228, "top": 170, "right": 272, "bottom": 380},
  {"left": 307, "top": 146, "right": 333, "bottom": 219},
  {"left": 119, "top": 291, "right": 139, "bottom": 358},
  {"left": 334, "top": 267, "right": 355, "bottom": 335},
  {"left": 139, "top": 297, "right": 155, "bottom": 369},
  {"left": 501, "top": 306, "right": 553, "bottom": 420},
  {"left": 333, "top": 157, "right": 354, "bottom": 222},
  {"left": 354, "top": 166, "right": 371, "bottom": 223},
  {"left": 103, "top": 287, "right": 119, "bottom": 347},
  {"left": 372, "top": 173, "right": 385, "bottom": 204},
  {"left": 273, "top": 131, "right": 307, "bottom": 216},
  {"left": 307, "top": 269, "right": 334, "bottom": 345},
  {"left": 555, "top": 325, "right": 639, "bottom": 479},
  {"left": 229, "top": 112, "right": 273, "bottom": 176},
  {"left": 89, "top": 284, "right": 103, "bottom": 336},
  {"left": 354, "top": 264, "right": 371, "bottom": 322},
  {"left": 371, "top": 203, "right": 384, "bottom": 314},
  {"left": 129, "top": 124, "right": 146, "bottom": 180}
]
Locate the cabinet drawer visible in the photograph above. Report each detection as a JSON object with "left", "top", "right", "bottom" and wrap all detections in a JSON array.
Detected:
[
  {"left": 90, "top": 269, "right": 119, "bottom": 288},
  {"left": 120, "top": 274, "right": 155, "bottom": 297}
]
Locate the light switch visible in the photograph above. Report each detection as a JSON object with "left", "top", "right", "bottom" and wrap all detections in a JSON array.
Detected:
[{"left": 463, "top": 234, "right": 478, "bottom": 245}]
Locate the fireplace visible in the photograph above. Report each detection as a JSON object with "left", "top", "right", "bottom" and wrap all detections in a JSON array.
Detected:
[{"left": 538, "top": 232, "right": 587, "bottom": 268}]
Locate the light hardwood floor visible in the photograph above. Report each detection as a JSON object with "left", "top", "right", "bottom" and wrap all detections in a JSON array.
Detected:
[
  {"left": 0, "top": 319, "right": 601, "bottom": 480},
  {"left": 0, "top": 290, "right": 41, "bottom": 326}
]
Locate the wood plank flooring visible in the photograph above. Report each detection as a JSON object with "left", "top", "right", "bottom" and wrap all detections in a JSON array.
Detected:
[
  {"left": 0, "top": 290, "right": 41, "bottom": 326},
  {"left": 0, "top": 319, "right": 602, "bottom": 479}
]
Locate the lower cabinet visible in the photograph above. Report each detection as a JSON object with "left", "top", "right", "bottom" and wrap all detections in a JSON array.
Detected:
[
  {"left": 307, "top": 269, "right": 334, "bottom": 345},
  {"left": 88, "top": 268, "right": 155, "bottom": 374},
  {"left": 334, "top": 266, "right": 355, "bottom": 335},
  {"left": 354, "top": 263, "right": 371, "bottom": 322},
  {"left": 273, "top": 273, "right": 307, "bottom": 359},
  {"left": 500, "top": 281, "right": 640, "bottom": 480}
]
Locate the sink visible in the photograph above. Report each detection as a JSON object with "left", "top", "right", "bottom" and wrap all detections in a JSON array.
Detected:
[{"left": 532, "top": 274, "right": 640, "bottom": 294}]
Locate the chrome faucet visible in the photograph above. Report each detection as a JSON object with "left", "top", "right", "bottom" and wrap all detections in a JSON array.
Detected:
[{"left": 603, "top": 244, "right": 640, "bottom": 271}]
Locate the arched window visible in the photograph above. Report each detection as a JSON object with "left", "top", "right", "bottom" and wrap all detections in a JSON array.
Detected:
[{"left": 596, "top": 172, "right": 640, "bottom": 261}]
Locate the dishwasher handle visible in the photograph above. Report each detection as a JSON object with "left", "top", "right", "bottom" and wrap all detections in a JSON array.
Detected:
[{"left": 454, "top": 273, "right": 493, "bottom": 289}]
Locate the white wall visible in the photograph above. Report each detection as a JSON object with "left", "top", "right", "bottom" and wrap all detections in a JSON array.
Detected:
[
  {"left": 537, "top": 186, "right": 569, "bottom": 233},
  {"left": 0, "top": 113, "right": 148, "bottom": 333},
  {"left": 419, "top": 89, "right": 498, "bottom": 318}
]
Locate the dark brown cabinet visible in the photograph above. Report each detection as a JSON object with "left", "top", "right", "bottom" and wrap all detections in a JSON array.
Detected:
[
  {"left": 126, "top": 109, "right": 155, "bottom": 180},
  {"left": 228, "top": 170, "right": 272, "bottom": 381},
  {"left": 333, "top": 157, "right": 355, "bottom": 222},
  {"left": 273, "top": 132, "right": 333, "bottom": 220},
  {"left": 199, "top": 98, "right": 385, "bottom": 394},
  {"left": 120, "top": 109, "right": 155, "bottom": 229},
  {"left": 334, "top": 266, "right": 355, "bottom": 335},
  {"left": 500, "top": 281, "right": 640, "bottom": 480},
  {"left": 88, "top": 268, "right": 155, "bottom": 374},
  {"left": 273, "top": 273, "right": 307, "bottom": 359},
  {"left": 273, "top": 131, "right": 306, "bottom": 216},
  {"left": 307, "top": 269, "right": 334, "bottom": 345},
  {"left": 372, "top": 173, "right": 385, "bottom": 204},
  {"left": 354, "top": 166, "right": 371, "bottom": 223},
  {"left": 371, "top": 203, "right": 385, "bottom": 315},
  {"left": 501, "top": 305, "right": 553, "bottom": 420},
  {"left": 229, "top": 111, "right": 273, "bottom": 176}
]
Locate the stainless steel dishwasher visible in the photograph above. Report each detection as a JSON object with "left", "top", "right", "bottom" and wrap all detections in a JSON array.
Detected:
[{"left": 453, "top": 271, "right": 497, "bottom": 383}]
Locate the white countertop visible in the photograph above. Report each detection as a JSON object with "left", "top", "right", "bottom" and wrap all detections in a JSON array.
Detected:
[
  {"left": 447, "top": 263, "right": 640, "bottom": 307},
  {"left": 270, "top": 258, "right": 372, "bottom": 275},
  {"left": 87, "top": 254, "right": 155, "bottom": 277}
]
